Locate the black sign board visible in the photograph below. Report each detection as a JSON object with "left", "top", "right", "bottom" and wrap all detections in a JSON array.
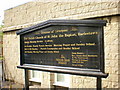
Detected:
[{"left": 17, "top": 20, "right": 108, "bottom": 77}]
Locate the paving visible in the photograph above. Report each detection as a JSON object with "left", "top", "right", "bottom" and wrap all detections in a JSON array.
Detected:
[{"left": 0, "top": 81, "right": 24, "bottom": 89}]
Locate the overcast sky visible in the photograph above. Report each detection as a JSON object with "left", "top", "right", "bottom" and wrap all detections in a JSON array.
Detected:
[{"left": 0, "top": 0, "right": 33, "bottom": 25}]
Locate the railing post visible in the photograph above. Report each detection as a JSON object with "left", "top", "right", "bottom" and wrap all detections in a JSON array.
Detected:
[
  {"left": 24, "top": 69, "right": 29, "bottom": 90},
  {"left": 97, "top": 77, "right": 102, "bottom": 90}
]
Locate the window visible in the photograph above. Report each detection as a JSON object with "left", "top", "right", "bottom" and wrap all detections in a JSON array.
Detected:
[
  {"left": 29, "top": 70, "right": 42, "bottom": 83},
  {"left": 54, "top": 73, "right": 70, "bottom": 87}
]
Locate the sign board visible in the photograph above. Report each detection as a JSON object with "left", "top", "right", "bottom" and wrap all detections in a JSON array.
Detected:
[{"left": 17, "top": 20, "right": 108, "bottom": 77}]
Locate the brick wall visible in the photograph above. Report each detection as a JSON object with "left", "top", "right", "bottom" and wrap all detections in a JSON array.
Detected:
[{"left": 2, "top": 0, "right": 120, "bottom": 88}]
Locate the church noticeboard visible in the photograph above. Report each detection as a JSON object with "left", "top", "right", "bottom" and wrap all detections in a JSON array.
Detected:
[{"left": 17, "top": 20, "right": 108, "bottom": 77}]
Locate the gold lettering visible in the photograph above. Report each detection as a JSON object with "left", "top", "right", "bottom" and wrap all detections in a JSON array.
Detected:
[
  {"left": 58, "top": 48, "right": 62, "bottom": 50},
  {"left": 78, "top": 32, "right": 98, "bottom": 36},
  {"left": 88, "top": 55, "right": 98, "bottom": 57},
  {"left": 33, "top": 45, "right": 38, "bottom": 47},
  {"left": 24, "top": 41, "right": 29, "bottom": 44},
  {"left": 45, "top": 40, "right": 53, "bottom": 42},
  {"left": 72, "top": 47, "right": 80, "bottom": 50},
  {"left": 29, "top": 41, "right": 37, "bottom": 43},
  {"left": 76, "top": 43, "right": 85, "bottom": 46},
  {"left": 40, "top": 48, "right": 47, "bottom": 50},
  {"left": 24, "top": 37, "right": 28, "bottom": 40},
  {"left": 36, "top": 40, "right": 43, "bottom": 43},
  {"left": 63, "top": 47, "right": 71, "bottom": 50},
  {"left": 51, "top": 35, "right": 58, "bottom": 38},
  {"left": 86, "top": 43, "right": 95, "bottom": 46},
  {"left": 53, "top": 51, "right": 59, "bottom": 53},
  {"left": 31, "top": 48, "right": 38, "bottom": 50},
  {"left": 55, "top": 29, "right": 68, "bottom": 33},
  {"left": 71, "top": 27, "right": 78, "bottom": 31},
  {"left": 63, "top": 44, "right": 70, "bottom": 46},
  {"left": 58, "top": 62, "right": 67, "bottom": 64},
  {"left": 45, "top": 45, "right": 52, "bottom": 47},
  {"left": 39, "top": 45, "right": 45, "bottom": 47},
  {"left": 71, "top": 44, "right": 75, "bottom": 46},
  {"left": 72, "top": 64, "right": 83, "bottom": 67},
  {"left": 25, "top": 51, "right": 32, "bottom": 53},
  {"left": 65, "top": 33, "right": 77, "bottom": 37},
  {"left": 36, "top": 36, "right": 43, "bottom": 39},
  {"left": 41, "top": 31, "right": 51, "bottom": 34},
  {"left": 72, "top": 52, "right": 77, "bottom": 54},
  {"left": 54, "top": 44, "right": 62, "bottom": 47},
  {"left": 24, "top": 45, "right": 32, "bottom": 47},
  {"left": 59, "top": 34, "right": 64, "bottom": 37}
]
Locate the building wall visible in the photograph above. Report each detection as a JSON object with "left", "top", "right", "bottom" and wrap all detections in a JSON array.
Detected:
[
  {"left": 2, "top": 0, "right": 120, "bottom": 88},
  {"left": 3, "top": 1, "right": 120, "bottom": 31},
  {"left": 0, "top": 30, "right": 3, "bottom": 56},
  {"left": 3, "top": 31, "right": 24, "bottom": 84},
  {"left": 103, "top": 16, "right": 120, "bottom": 88}
]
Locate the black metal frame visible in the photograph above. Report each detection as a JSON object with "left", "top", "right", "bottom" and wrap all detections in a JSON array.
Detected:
[
  {"left": 17, "top": 64, "right": 108, "bottom": 78},
  {"left": 17, "top": 20, "right": 108, "bottom": 90},
  {"left": 17, "top": 20, "right": 107, "bottom": 35}
]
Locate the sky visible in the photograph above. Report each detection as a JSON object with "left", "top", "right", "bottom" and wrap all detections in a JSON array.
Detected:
[{"left": 0, "top": 0, "right": 33, "bottom": 25}]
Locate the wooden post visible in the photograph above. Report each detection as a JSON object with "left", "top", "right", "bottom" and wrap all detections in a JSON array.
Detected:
[
  {"left": 97, "top": 77, "right": 102, "bottom": 90},
  {"left": 24, "top": 69, "right": 29, "bottom": 90}
]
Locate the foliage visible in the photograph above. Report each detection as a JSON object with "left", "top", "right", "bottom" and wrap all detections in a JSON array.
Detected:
[
  {"left": 0, "top": 55, "right": 4, "bottom": 61},
  {"left": 0, "top": 25, "right": 3, "bottom": 58},
  {"left": 0, "top": 25, "right": 4, "bottom": 36},
  {"left": 0, "top": 25, "right": 3, "bottom": 37},
  {"left": 0, "top": 25, "right": 4, "bottom": 29}
]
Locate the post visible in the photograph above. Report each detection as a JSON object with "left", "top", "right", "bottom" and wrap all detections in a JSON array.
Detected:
[
  {"left": 97, "top": 77, "right": 102, "bottom": 90},
  {"left": 24, "top": 69, "right": 29, "bottom": 90}
]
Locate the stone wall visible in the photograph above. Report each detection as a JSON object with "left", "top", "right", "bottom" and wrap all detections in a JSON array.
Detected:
[
  {"left": 2, "top": 0, "right": 120, "bottom": 88},
  {"left": 3, "top": 0, "right": 120, "bottom": 31},
  {"left": 103, "top": 16, "right": 120, "bottom": 88},
  {"left": 3, "top": 31, "right": 24, "bottom": 84},
  {"left": 0, "top": 31, "right": 3, "bottom": 57}
]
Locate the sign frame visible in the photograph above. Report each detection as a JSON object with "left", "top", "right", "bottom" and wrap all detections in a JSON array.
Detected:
[{"left": 17, "top": 20, "right": 108, "bottom": 78}]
